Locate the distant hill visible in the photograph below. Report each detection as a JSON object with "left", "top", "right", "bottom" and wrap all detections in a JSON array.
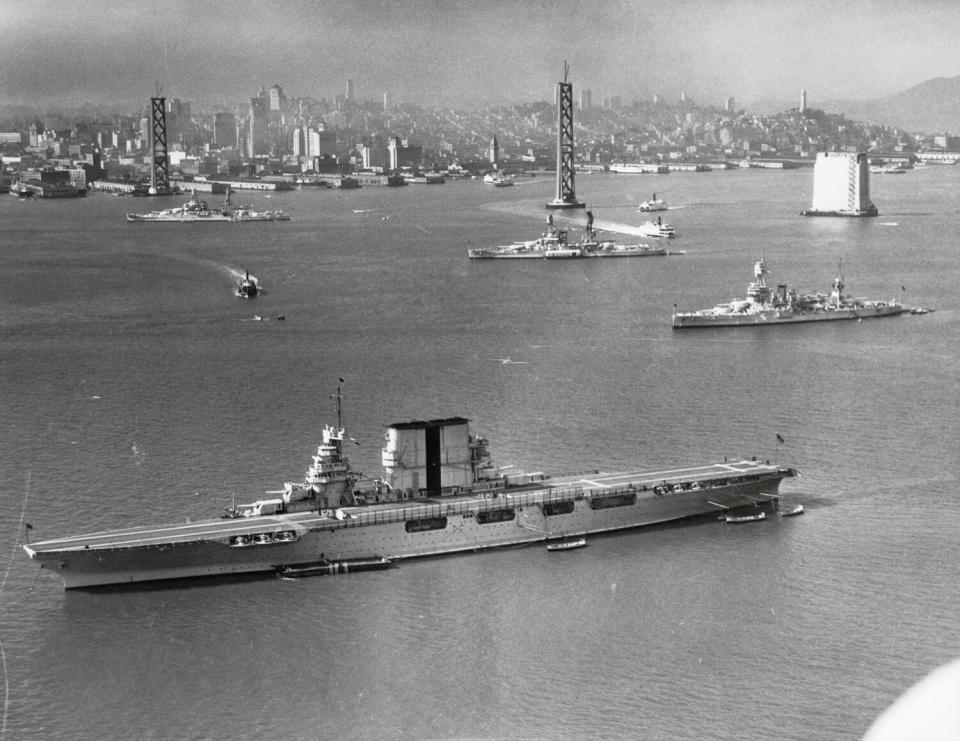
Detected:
[
  {"left": 822, "top": 76, "right": 960, "bottom": 134},
  {"left": 748, "top": 76, "right": 960, "bottom": 134}
]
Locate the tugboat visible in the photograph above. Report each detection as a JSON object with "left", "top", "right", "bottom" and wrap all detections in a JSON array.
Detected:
[
  {"left": 236, "top": 270, "right": 260, "bottom": 298},
  {"left": 673, "top": 259, "right": 925, "bottom": 328},
  {"left": 638, "top": 193, "right": 667, "bottom": 212}
]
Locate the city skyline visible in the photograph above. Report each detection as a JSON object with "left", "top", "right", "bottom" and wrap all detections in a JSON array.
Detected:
[{"left": 2, "top": 0, "right": 960, "bottom": 112}]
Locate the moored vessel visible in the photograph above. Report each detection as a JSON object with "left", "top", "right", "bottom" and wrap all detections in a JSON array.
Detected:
[
  {"left": 22, "top": 384, "right": 796, "bottom": 589},
  {"left": 673, "top": 259, "right": 923, "bottom": 328},
  {"left": 127, "top": 189, "right": 234, "bottom": 222},
  {"left": 723, "top": 511, "right": 766, "bottom": 523},
  {"left": 9, "top": 180, "right": 34, "bottom": 198},
  {"left": 546, "top": 537, "right": 587, "bottom": 551},
  {"left": 127, "top": 188, "right": 289, "bottom": 222}
]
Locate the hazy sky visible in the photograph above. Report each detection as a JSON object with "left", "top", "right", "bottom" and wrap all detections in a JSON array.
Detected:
[{"left": 3, "top": 0, "right": 960, "bottom": 111}]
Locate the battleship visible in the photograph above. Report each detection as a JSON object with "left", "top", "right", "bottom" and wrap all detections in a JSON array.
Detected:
[
  {"left": 126, "top": 188, "right": 289, "bottom": 222},
  {"left": 23, "top": 386, "right": 795, "bottom": 588},
  {"left": 468, "top": 212, "right": 667, "bottom": 259},
  {"left": 673, "top": 259, "right": 925, "bottom": 328}
]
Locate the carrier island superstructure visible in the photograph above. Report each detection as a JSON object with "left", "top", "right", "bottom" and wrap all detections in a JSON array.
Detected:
[{"left": 24, "top": 415, "right": 796, "bottom": 588}]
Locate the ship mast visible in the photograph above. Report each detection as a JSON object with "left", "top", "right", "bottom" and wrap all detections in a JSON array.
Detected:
[{"left": 331, "top": 377, "right": 345, "bottom": 441}]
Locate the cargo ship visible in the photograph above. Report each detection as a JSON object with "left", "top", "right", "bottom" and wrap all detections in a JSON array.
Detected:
[
  {"left": 23, "top": 389, "right": 796, "bottom": 589},
  {"left": 673, "top": 259, "right": 923, "bottom": 328}
]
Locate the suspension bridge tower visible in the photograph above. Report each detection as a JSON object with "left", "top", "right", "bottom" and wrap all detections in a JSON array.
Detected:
[
  {"left": 547, "top": 61, "right": 585, "bottom": 210},
  {"left": 149, "top": 87, "right": 170, "bottom": 195}
]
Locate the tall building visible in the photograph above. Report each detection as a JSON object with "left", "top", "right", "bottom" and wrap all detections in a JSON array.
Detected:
[
  {"left": 803, "top": 152, "right": 878, "bottom": 217},
  {"left": 488, "top": 134, "right": 499, "bottom": 168},
  {"left": 247, "top": 89, "right": 269, "bottom": 157},
  {"left": 166, "top": 98, "right": 190, "bottom": 146},
  {"left": 386, "top": 137, "right": 422, "bottom": 169},
  {"left": 725, "top": 96, "right": 736, "bottom": 112},
  {"left": 387, "top": 137, "right": 400, "bottom": 171},
  {"left": 269, "top": 84, "right": 285, "bottom": 112},
  {"left": 800, "top": 88, "right": 807, "bottom": 113},
  {"left": 346, "top": 78, "right": 355, "bottom": 100},
  {"left": 579, "top": 88, "right": 592, "bottom": 110},
  {"left": 214, "top": 112, "right": 236, "bottom": 149},
  {"left": 292, "top": 126, "right": 336, "bottom": 158}
]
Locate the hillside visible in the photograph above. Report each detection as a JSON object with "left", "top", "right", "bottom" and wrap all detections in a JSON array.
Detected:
[{"left": 824, "top": 76, "right": 960, "bottom": 134}]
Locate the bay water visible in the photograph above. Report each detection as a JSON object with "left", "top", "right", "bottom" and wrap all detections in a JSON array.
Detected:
[{"left": 1, "top": 165, "right": 958, "bottom": 740}]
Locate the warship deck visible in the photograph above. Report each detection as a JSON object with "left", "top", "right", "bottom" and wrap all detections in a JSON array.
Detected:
[{"left": 25, "top": 458, "right": 783, "bottom": 555}]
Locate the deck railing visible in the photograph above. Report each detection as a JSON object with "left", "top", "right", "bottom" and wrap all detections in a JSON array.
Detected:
[{"left": 316, "top": 468, "right": 786, "bottom": 531}]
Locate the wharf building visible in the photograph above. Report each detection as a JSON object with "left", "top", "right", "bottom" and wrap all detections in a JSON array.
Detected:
[
  {"left": 802, "top": 151, "right": 877, "bottom": 217},
  {"left": 292, "top": 125, "right": 337, "bottom": 159},
  {"left": 357, "top": 137, "right": 423, "bottom": 172}
]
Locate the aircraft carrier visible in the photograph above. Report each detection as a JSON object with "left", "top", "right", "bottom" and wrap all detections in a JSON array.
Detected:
[{"left": 24, "top": 411, "right": 796, "bottom": 589}]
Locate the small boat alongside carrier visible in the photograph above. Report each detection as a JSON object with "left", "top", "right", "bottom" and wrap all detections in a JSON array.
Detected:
[
  {"left": 723, "top": 511, "right": 767, "bottom": 524},
  {"left": 278, "top": 557, "right": 392, "bottom": 578},
  {"left": 546, "top": 537, "right": 587, "bottom": 551}
]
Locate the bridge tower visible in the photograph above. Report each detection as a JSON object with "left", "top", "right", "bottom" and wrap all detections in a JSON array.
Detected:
[
  {"left": 547, "top": 61, "right": 585, "bottom": 210},
  {"left": 149, "top": 90, "right": 170, "bottom": 195}
]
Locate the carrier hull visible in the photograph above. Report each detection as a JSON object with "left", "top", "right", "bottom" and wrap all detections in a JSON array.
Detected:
[{"left": 25, "top": 460, "right": 793, "bottom": 588}]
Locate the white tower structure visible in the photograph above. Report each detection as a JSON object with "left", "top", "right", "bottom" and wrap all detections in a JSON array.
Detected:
[
  {"left": 803, "top": 152, "right": 878, "bottom": 217},
  {"left": 800, "top": 88, "right": 807, "bottom": 112}
]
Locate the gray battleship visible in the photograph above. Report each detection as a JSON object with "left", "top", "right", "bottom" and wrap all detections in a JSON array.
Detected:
[{"left": 673, "top": 259, "right": 926, "bottom": 328}]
